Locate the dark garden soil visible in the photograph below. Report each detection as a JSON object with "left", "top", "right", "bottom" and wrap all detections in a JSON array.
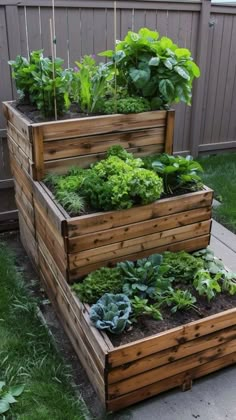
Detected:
[
  {"left": 110, "top": 290, "right": 236, "bottom": 347},
  {"left": 15, "top": 102, "right": 103, "bottom": 123}
]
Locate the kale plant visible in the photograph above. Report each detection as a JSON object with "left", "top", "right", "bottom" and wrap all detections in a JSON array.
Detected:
[
  {"left": 118, "top": 254, "right": 167, "bottom": 298},
  {"left": 193, "top": 270, "right": 222, "bottom": 301},
  {"left": 90, "top": 293, "right": 131, "bottom": 334},
  {"left": 99, "top": 27, "right": 200, "bottom": 108},
  {"left": 71, "top": 267, "right": 123, "bottom": 304}
]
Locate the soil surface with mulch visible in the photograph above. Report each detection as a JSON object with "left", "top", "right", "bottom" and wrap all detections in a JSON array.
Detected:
[{"left": 109, "top": 288, "right": 236, "bottom": 347}]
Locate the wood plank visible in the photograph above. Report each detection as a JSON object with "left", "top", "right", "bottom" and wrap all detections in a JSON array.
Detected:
[
  {"left": 108, "top": 339, "right": 236, "bottom": 398},
  {"left": 10, "top": 155, "right": 33, "bottom": 204},
  {"left": 18, "top": 211, "right": 38, "bottom": 268},
  {"left": 44, "top": 144, "right": 166, "bottom": 173},
  {"left": 108, "top": 307, "right": 236, "bottom": 368},
  {"left": 34, "top": 111, "right": 167, "bottom": 141},
  {"left": 15, "top": 196, "right": 35, "bottom": 237},
  {"left": 15, "top": 182, "right": 34, "bottom": 222},
  {"left": 68, "top": 235, "right": 210, "bottom": 280},
  {"left": 67, "top": 207, "right": 211, "bottom": 253},
  {"left": 2, "top": 102, "right": 32, "bottom": 141},
  {"left": 108, "top": 325, "right": 236, "bottom": 384},
  {"left": 7, "top": 134, "right": 33, "bottom": 176},
  {"left": 34, "top": 199, "right": 65, "bottom": 248},
  {"left": 68, "top": 220, "right": 211, "bottom": 269},
  {"left": 165, "top": 109, "right": 175, "bottom": 154},
  {"left": 43, "top": 127, "right": 165, "bottom": 161},
  {"left": 7, "top": 121, "right": 33, "bottom": 158},
  {"left": 33, "top": 181, "right": 66, "bottom": 234},
  {"left": 39, "top": 251, "right": 106, "bottom": 404},
  {"left": 67, "top": 187, "right": 213, "bottom": 237},
  {"left": 32, "top": 126, "right": 44, "bottom": 180},
  {"left": 107, "top": 351, "right": 236, "bottom": 411}
]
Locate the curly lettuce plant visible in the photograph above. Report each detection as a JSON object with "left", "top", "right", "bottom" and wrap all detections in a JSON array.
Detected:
[
  {"left": 99, "top": 27, "right": 200, "bottom": 109},
  {"left": 90, "top": 293, "right": 131, "bottom": 334}
]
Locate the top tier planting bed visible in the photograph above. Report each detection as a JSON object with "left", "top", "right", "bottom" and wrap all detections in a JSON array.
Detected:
[{"left": 3, "top": 102, "right": 175, "bottom": 181}]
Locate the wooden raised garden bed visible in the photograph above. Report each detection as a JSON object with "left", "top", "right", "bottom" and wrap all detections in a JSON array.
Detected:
[{"left": 5, "top": 100, "right": 230, "bottom": 412}]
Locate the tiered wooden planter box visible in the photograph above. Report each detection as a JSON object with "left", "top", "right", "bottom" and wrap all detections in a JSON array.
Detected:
[{"left": 5, "top": 101, "right": 236, "bottom": 412}]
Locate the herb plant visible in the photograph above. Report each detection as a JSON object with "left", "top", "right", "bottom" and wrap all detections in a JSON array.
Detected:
[
  {"left": 161, "top": 288, "right": 197, "bottom": 313},
  {"left": 72, "top": 267, "right": 123, "bottom": 304},
  {"left": 143, "top": 154, "right": 204, "bottom": 194},
  {"left": 161, "top": 251, "right": 204, "bottom": 283},
  {"left": 90, "top": 293, "right": 131, "bottom": 334},
  {"left": 100, "top": 27, "right": 200, "bottom": 108},
  {"left": 99, "top": 96, "right": 151, "bottom": 114},
  {"left": 9, "top": 50, "right": 72, "bottom": 117},
  {"left": 193, "top": 270, "right": 222, "bottom": 301},
  {"left": 131, "top": 296, "right": 163, "bottom": 321}
]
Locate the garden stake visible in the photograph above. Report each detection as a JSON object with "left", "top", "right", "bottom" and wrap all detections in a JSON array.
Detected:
[{"left": 50, "top": 18, "right": 58, "bottom": 121}]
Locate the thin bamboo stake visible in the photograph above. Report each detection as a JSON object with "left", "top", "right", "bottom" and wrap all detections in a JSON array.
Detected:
[
  {"left": 24, "top": 6, "right": 30, "bottom": 60},
  {"left": 114, "top": 1, "right": 117, "bottom": 114},
  {"left": 52, "top": 0, "right": 57, "bottom": 57},
  {"left": 50, "top": 18, "right": 58, "bottom": 121}
]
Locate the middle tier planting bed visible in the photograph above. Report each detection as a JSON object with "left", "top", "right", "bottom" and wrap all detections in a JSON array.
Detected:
[{"left": 34, "top": 180, "right": 213, "bottom": 282}]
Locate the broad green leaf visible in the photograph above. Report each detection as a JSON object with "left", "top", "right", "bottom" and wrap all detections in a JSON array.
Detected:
[
  {"left": 160, "top": 36, "right": 173, "bottom": 50},
  {"left": 175, "top": 48, "right": 191, "bottom": 58},
  {"left": 113, "top": 50, "right": 126, "bottom": 63},
  {"left": 0, "top": 382, "right": 5, "bottom": 392},
  {"left": 150, "top": 97, "right": 163, "bottom": 110},
  {"left": 139, "top": 27, "right": 159, "bottom": 41},
  {"left": 3, "top": 393, "right": 17, "bottom": 404},
  {"left": 0, "top": 399, "right": 10, "bottom": 414},
  {"left": 186, "top": 60, "right": 201, "bottom": 77},
  {"left": 98, "top": 50, "right": 114, "bottom": 57},
  {"left": 164, "top": 59, "right": 173, "bottom": 70},
  {"left": 9, "top": 385, "right": 25, "bottom": 397},
  {"left": 159, "top": 79, "right": 175, "bottom": 100},
  {"left": 174, "top": 66, "right": 190, "bottom": 81},
  {"left": 149, "top": 57, "right": 160, "bottom": 66},
  {"left": 129, "top": 67, "right": 150, "bottom": 89}
]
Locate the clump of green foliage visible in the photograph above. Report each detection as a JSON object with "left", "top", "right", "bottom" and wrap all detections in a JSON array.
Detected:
[
  {"left": 100, "top": 96, "right": 151, "bottom": 114},
  {"left": 118, "top": 254, "right": 170, "bottom": 299},
  {"left": 72, "top": 267, "right": 123, "bottom": 304},
  {"left": 0, "top": 382, "right": 24, "bottom": 415},
  {"left": 193, "top": 270, "right": 222, "bottom": 302},
  {"left": 143, "top": 154, "right": 204, "bottom": 195},
  {"left": 131, "top": 296, "right": 163, "bottom": 321},
  {"left": 90, "top": 293, "right": 132, "bottom": 334},
  {"left": 9, "top": 50, "right": 72, "bottom": 117},
  {"left": 100, "top": 27, "right": 200, "bottom": 108},
  {"left": 161, "top": 251, "right": 204, "bottom": 283},
  {"left": 161, "top": 288, "right": 197, "bottom": 313},
  {"left": 72, "top": 55, "right": 113, "bottom": 114}
]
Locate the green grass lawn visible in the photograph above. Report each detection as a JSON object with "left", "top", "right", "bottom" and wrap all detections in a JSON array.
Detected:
[
  {"left": 0, "top": 243, "right": 89, "bottom": 420},
  {"left": 199, "top": 152, "right": 236, "bottom": 233}
]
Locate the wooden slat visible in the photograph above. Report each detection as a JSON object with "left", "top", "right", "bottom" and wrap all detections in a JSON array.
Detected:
[
  {"left": 18, "top": 211, "right": 38, "bottom": 268},
  {"left": 107, "top": 351, "right": 236, "bottom": 411},
  {"left": 44, "top": 144, "right": 166, "bottom": 173},
  {"left": 7, "top": 121, "right": 33, "bottom": 158},
  {"left": 10, "top": 154, "right": 33, "bottom": 204},
  {"left": 39, "top": 250, "right": 106, "bottom": 404},
  {"left": 68, "top": 235, "right": 210, "bottom": 280},
  {"left": 67, "top": 187, "right": 213, "bottom": 237},
  {"left": 15, "top": 195, "right": 35, "bottom": 237},
  {"left": 7, "top": 134, "right": 33, "bottom": 175},
  {"left": 108, "top": 307, "right": 236, "bottom": 368},
  {"left": 43, "top": 127, "right": 165, "bottom": 161},
  {"left": 108, "top": 325, "right": 236, "bottom": 384},
  {"left": 34, "top": 111, "right": 167, "bottom": 141},
  {"left": 165, "top": 109, "right": 175, "bottom": 154},
  {"left": 32, "top": 126, "right": 44, "bottom": 180},
  {"left": 33, "top": 181, "right": 66, "bottom": 234},
  {"left": 2, "top": 102, "right": 31, "bottom": 141},
  {"left": 67, "top": 207, "right": 211, "bottom": 253},
  {"left": 68, "top": 220, "right": 211, "bottom": 269},
  {"left": 108, "top": 339, "right": 236, "bottom": 398}
]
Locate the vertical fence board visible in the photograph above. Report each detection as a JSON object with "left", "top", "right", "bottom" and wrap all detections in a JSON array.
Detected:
[
  {"left": 68, "top": 8, "right": 82, "bottom": 65},
  {"left": 81, "top": 8, "right": 94, "bottom": 55},
  {"left": 0, "top": 6, "right": 12, "bottom": 128}
]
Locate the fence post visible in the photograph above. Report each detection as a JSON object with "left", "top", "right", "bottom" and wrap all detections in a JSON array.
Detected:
[
  {"left": 189, "top": 0, "right": 211, "bottom": 157},
  {"left": 5, "top": 5, "right": 21, "bottom": 98}
]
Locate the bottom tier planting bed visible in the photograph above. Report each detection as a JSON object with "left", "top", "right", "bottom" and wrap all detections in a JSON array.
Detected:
[{"left": 39, "top": 245, "right": 236, "bottom": 411}]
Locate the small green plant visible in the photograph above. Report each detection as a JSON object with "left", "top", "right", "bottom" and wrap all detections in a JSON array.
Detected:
[
  {"left": 72, "top": 55, "right": 113, "bottom": 113},
  {"left": 100, "top": 96, "right": 151, "bottom": 114},
  {"left": 193, "top": 248, "right": 225, "bottom": 274},
  {"left": 131, "top": 296, "right": 163, "bottom": 321},
  {"left": 143, "top": 154, "right": 204, "bottom": 195},
  {"left": 55, "top": 191, "right": 85, "bottom": 215},
  {"left": 90, "top": 293, "right": 131, "bottom": 334},
  {"left": 222, "top": 272, "right": 236, "bottom": 295},
  {"left": 72, "top": 267, "right": 123, "bottom": 304},
  {"left": 9, "top": 50, "right": 72, "bottom": 117},
  {"left": 0, "top": 381, "right": 24, "bottom": 415},
  {"left": 161, "top": 288, "right": 197, "bottom": 313},
  {"left": 193, "top": 270, "right": 222, "bottom": 301},
  {"left": 161, "top": 251, "right": 204, "bottom": 283},
  {"left": 118, "top": 254, "right": 167, "bottom": 299},
  {"left": 100, "top": 27, "right": 200, "bottom": 108}
]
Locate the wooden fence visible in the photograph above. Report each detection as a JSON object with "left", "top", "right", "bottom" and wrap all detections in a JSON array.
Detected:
[{"left": 0, "top": 0, "right": 236, "bottom": 229}]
